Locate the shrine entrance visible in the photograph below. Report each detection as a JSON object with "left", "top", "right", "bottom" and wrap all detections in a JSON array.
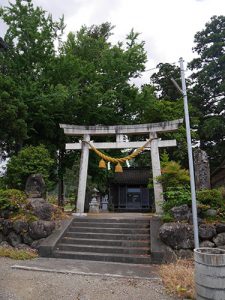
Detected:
[
  {"left": 60, "top": 119, "right": 182, "bottom": 214},
  {"left": 109, "top": 167, "right": 154, "bottom": 212},
  {"left": 127, "top": 187, "right": 141, "bottom": 208}
]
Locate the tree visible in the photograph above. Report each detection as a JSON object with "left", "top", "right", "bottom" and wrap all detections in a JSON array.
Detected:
[
  {"left": 0, "top": 74, "right": 27, "bottom": 155},
  {"left": 0, "top": 0, "right": 67, "bottom": 202},
  {"left": 58, "top": 25, "right": 147, "bottom": 126},
  {"left": 189, "top": 15, "right": 225, "bottom": 168},
  {"left": 6, "top": 145, "right": 54, "bottom": 190},
  {"left": 136, "top": 84, "right": 198, "bottom": 165},
  {"left": 0, "top": 0, "right": 64, "bottom": 82},
  {"left": 150, "top": 63, "right": 182, "bottom": 100},
  {"left": 0, "top": 0, "right": 65, "bottom": 153},
  {"left": 148, "top": 61, "right": 200, "bottom": 166}
]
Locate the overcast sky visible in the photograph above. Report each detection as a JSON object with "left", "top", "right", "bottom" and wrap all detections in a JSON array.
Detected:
[{"left": 1, "top": 0, "right": 225, "bottom": 84}]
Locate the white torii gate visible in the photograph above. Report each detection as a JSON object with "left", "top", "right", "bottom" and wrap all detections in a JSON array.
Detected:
[{"left": 60, "top": 119, "right": 183, "bottom": 214}]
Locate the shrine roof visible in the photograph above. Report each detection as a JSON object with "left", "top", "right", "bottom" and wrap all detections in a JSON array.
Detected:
[{"left": 109, "top": 167, "right": 150, "bottom": 185}]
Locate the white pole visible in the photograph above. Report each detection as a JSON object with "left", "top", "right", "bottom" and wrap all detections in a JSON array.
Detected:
[{"left": 179, "top": 57, "right": 199, "bottom": 248}]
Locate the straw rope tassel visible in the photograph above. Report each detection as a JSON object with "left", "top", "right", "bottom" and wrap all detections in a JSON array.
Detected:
[
  {"left": 115, "top": 162, "right": 123, "bottom": 173},
  {"left": 99, "top": 159, "right": 106, "bottom": 169}
]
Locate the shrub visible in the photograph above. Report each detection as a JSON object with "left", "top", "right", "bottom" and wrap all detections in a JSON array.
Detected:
[
  {"left": 0, "top": 189, "right": 27, "bottom": 217},
  {"left": 0, "top": 177, "right": 6, "bottom": 189},
  {"left": 6, "top": 145, "right": 54, "bottom": 190},
  {"left": 162, "top": 186, "right": 191, "bottom": 214},
  {"left": 197, "top": 189, "right": 223, "bottom": 209},
  {"left": 161, "top": 212, "right": 174, "bottom": 223},
  {"left": 157, "top": 160, "right": 190, "bottom": 192}
]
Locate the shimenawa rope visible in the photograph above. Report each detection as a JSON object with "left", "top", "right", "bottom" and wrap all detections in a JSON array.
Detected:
[{"left": 83, "top": 137, "right": 157, "bottom": 172}]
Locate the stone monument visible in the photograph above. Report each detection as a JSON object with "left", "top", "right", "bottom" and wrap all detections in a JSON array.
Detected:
[
  {"left": 194, "top": 148, "right": 211, "bottom": 190},
  {"left": 25, "top": 174, "right": 46, "bottom": 199},
  {"left": 25, "top": 174, "right": 53, "bottom": 221}
]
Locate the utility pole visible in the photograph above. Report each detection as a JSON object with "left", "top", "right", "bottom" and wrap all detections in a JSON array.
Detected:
[{"left": 179, "top": 57, "right": 199, "bottom": 249}]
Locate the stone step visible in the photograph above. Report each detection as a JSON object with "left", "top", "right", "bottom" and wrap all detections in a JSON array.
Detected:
[
  {"left": 65, "top": 231, "right": 150, "bottom": 240},
  {"left": 53, "top": 250, "right": 152, "bottom": 264},
  {"left": 68, "top": 226, "right": 150, "bottom": 234},
  {"left": 60, "top": 237, "right": 150, "bottom": 247},
  {"left": 71, "top": 222, "right": 150, "bottom": 229},
  {"left": 72, "top": 218, "right": 150, "bottom": 224},
  {"left": 56, "top": 243, "right": 150, "bottom": 255}
]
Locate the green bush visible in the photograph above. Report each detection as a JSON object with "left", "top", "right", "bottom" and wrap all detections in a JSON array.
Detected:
[
  {"left": 0, "top": 177, "right": 6, "bottom": 189},
  {"left": 197, "top": 189, "right": 224, "bottom": 209},
  {"left": 6, "top": 145, "right": 54, "bottom": 190},
  {"left": 161, "top": 212, "right": 174, "bottom": 223},
  {"left": 157, "top": 161, "right": 190, "bottom": 192},
  {"left": 0, "top": 189, "right": 27, "bottom": 216},
  {"left": 155, "top": 157, "right": 192, "bottom": 218},
  {"left": 162, "top": 186, "right": 192, "bottom": 214}
]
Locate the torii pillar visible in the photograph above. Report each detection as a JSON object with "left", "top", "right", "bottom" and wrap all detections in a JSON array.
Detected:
[
  {"left": 76, "top": 134, "right": 90, "bottom": 213},
  {"left": 150, "top": 132, "right": 163, "bottom": 214}
]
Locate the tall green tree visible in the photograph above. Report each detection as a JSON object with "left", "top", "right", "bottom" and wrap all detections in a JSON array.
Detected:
[
  {"left": 0, "top": 0, "right": 66, "bottom": 202},
  {"left": 0, "top": 74, "right": 27, "bottom": 155},
  {"left": 57, "top": 25, "right": 147, "bottom": 126},
  {"left": 0, "top": 0, "right": 65, "bottom": 153},
  {"left": 189, "top": 15, "right": 225, "bottom": 168},
  {"left": 150, "top": 63, "right": 182, "bottom": 101},
  {"left": 6, "top": 145, "right": 54, "bottom": 190},
  {"left": 137, "top": 84, "right": 191, "bottom": 165}
]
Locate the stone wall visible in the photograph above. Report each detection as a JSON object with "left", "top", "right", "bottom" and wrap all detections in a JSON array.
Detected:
[
  {"left": 158, "top": 204, "right": 225, "bottom": 260},
  {"left": 0, "top": 218, "right": 56, "bottom": 250},
  {"left": 0, "top": 197, "right": 62, "bottom": 251}
]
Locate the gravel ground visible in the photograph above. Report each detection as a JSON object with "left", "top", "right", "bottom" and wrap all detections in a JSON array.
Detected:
[{"left": 0, "top": 258, "right": 176, "bottom": 300}]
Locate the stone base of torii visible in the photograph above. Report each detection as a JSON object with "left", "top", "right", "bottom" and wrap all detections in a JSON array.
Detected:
[{"left": 60, "top": 119, "right": 183, "bottom": 214}]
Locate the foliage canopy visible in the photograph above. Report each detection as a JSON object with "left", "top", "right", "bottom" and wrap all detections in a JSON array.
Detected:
[{"left": 6, "top": 145, "right": 54, "bottom": 190}]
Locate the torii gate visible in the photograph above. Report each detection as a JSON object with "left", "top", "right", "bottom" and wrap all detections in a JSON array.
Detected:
[{"left": 60, "top": 119, "right": 183, "bottom": 214}]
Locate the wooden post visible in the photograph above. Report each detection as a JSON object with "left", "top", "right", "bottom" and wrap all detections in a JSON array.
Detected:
[
  {"left": 150, "top": 133, "right": 163, "bottom": 214},
  {"left": 76, "top": 134, "right": 90, "bottom": 213}
]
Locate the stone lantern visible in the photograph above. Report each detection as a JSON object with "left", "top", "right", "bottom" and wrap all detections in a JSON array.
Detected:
[{"left": 89, "top": 188, "right": 100, "bottom": 213}]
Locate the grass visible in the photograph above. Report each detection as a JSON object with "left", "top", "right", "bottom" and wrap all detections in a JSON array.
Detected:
[
  {"left": 0, "top": 246, "right": 38, "bottom": 260},
  {"left": 63, "top": 203, "right": 75, "bottom": 212},
  {"left": 160, "top": 259, "right": 195, "bottom": 299}
]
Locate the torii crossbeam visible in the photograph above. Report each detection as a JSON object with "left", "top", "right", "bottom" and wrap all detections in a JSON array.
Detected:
[{"left": 60, "top": 119, "right": 183, "bottom": 214}]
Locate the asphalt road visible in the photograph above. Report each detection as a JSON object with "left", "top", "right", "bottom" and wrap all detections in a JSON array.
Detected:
[{"left": 0, "top": 258, "right": 177, "bottom": 300}]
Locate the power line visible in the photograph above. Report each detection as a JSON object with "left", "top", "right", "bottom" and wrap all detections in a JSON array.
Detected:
[
  {"left": 141, "top": 61, "right": 180, "bottom": 73},
  {"left": 142, "top": 67, "right": 159, "bottom": 72}
]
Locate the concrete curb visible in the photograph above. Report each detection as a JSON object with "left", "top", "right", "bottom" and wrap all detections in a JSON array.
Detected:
[
  {"left": 11, "top": 265, "right": 161, "bottom": 281},
  {"left": 150, "top": 216, "right": 175, "bottom": 263}
]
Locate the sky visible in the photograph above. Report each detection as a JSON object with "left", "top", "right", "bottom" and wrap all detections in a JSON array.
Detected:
[{"left": 1, "top": 0, "right": 225, "bottom": 85}]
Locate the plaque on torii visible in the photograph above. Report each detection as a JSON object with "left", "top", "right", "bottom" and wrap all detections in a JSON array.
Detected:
[{"left": 60, "top": 119, "right": 183, "bottom": 214}]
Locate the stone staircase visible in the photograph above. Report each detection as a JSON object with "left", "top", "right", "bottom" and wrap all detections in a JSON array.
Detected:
[{"left": 52, "top": 217, "right": 151, "bottom": 264}]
